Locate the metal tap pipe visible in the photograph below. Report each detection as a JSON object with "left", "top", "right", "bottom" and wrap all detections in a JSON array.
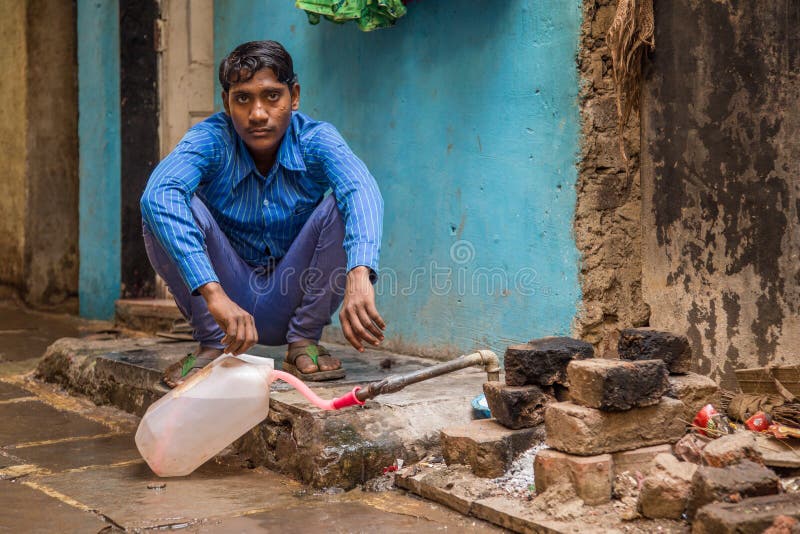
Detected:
[{"left": 354, "top": 350, "right": 500, "bottom": 403}]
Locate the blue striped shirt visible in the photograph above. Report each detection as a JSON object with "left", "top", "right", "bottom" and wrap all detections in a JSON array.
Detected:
[{"left": 141, "top": 111, "right": 383, "bottom": 293}]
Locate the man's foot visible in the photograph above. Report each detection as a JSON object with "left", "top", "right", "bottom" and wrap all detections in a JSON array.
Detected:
[
  {"left": 282, "top": 342, "right": 345, "bottom": 381},
  {"left": 162, "top": 345, "right": 225, "bottom": 388}
]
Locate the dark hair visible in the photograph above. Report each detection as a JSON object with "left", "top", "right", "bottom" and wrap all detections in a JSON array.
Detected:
[{"left": 218, "top": 40, "right": 297, "bottom": 92}]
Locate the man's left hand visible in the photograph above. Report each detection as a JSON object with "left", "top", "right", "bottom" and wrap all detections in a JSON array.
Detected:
[{"left": 340, "top": 266, "right": 386, "bottom": 352}]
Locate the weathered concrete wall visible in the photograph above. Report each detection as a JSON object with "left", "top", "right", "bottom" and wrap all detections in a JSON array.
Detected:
[
  {"left": 641, "top": 0, "right": 800, "bottom": 388},
  {"left": 24, "top": 0, "right": 79, "bottom": 308},
  {"left": 0, "top": 1, "right": 28, "bottom": 290},
  {"left": 0, "top": 0, "right": 78, "bottom": 310},
  {"left": 214, "top": 0, "right": 584, "bottom": 359},
  {"left": 575, "top": 0, "right": 649, "bottom": 356}
]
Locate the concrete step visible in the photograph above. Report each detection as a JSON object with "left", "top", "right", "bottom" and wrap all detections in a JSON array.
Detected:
[
  {"left": 35, "top": 336, "right": 489, "bottom": 490},
  {"left": 115, "top": 298, "right": 183, "bottom": 334}
]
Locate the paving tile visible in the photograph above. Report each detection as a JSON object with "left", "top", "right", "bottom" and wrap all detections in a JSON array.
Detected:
[
  {"left": 0, "top": 400, "right": 110, "bottom": 447},
  {"left": 192, "top": 500, "right": 497, "bottom": 533},
  {"left": 0, "top": 480, "right": 107, "bottom": 533},
  {"left": 12, "top": 433, "right": 140, "bottom": 472},
  {"left": 31, "top": 462, "right": 304, "bottom": 530},
  {"left": 0, "top": 381, "right": 34, "bottom": 401}
]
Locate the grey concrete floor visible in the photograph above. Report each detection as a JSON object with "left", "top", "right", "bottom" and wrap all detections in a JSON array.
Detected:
[{"left": 0, "top": 300, "right": 500, "bottom": 532}]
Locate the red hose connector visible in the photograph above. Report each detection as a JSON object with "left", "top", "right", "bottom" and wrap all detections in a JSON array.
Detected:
[{"left": 331, "top": 386, "right": 366, "bottom": 410}]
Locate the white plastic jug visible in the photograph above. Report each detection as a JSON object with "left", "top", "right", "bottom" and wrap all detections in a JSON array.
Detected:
[
  {"left": 135, "top": 353, "right": 364, "bottom": 477},
  {"left": 135, "top": 354, "right": 274, "bottom": 477}
]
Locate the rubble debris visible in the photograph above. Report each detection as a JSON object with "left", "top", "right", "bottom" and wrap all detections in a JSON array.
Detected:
[
  {"left": 638, "top": 452, "right": 697, "bottom": 519},
  {"left": 531, "top": 481, "right": 585, "bottom": 521},
  {"left": 534, "top": 449, "right": 613, "bottom": 505},
  {"left": 440, "top": 419, "right": 544, "bottom": 478},
  {"left": 701, "top": 431, "right": 763, "bottom": 468},
  {"left": 482, "top": 381, "right": 554, "bottom": 430},
  {"left": 693, "top": 494, "right": 800, "bottom": 534},
  {"left": 688, "top": 460, "right": 781, "bottom": 518},
  {"left": 504, "top": 337, "right": 593, "bottom": 387},
  {"left": 618, "top": 328, "right": 692, "bottom": 374},
  {"left": 567, "top": 358, "right": 669, "bottom": 411},
  {"left": 754, "top": 434, "right": 800, "bottom": 469},
  {"left": 674, "top": 433, "right": 711, "bottom": 464},
  {"left": 544, "top": 398, "right": 686, "bottom": 455},
  {"left": 667, "top": 373, "right": 721, "bottom": 421}
]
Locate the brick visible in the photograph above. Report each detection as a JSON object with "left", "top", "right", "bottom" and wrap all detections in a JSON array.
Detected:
[
  {"left": 618, "top": 328, "right": 692, "bottom": 374},
  {"left": 440, "top": 419, "right": 544, "bottom": 478},
  {"left": 701, "top": 432, "right": 763, "bottom": 468},
  {"left": 612, "top": 444, "right": 673, "bottom": 477},
  {"left": 667, "top": 373, "right": 720, "bottom": 420},
  {"left": 504, "top": 337, "right": 594, "bottom": 387},
  {"left": 567, "top": 358, "right": 669, "bottom": 411},
  {"left": 533, "top": 449, "right": 613, "bottom": 505},
  {"left": 482, "top": 381, "right": 554, "bottom": 430},
  {"left": 693, "top": 494, "right": 800, "bottom": 534},
  {"left": 544, "top": 398, "right": 686, "bottom": 455},
  {"left": 638, "top": 453, "right": 697, "bottom": 519},
  {"left": 688, "top": 460, "right": 781, "bottom": 519}
]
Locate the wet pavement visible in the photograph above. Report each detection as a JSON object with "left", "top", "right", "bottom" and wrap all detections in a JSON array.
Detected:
[{"left": 0, "top": 301, "right": 500, "bottom": 532}]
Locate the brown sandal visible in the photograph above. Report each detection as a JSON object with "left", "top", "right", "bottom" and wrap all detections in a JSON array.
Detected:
[{"left": 282, "top": 344, "right": 345, "bottom": 382}]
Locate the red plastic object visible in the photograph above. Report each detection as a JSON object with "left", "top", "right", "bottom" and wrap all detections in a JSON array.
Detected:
[
  {"left": 745, "top": 411, "right": 771, "bottom": 432},
  {"left": 692, "top": 404, "right": 718, "bottom": 436},
  {"left": 331, "top": 386, "right": 366, "bottom": 410}
]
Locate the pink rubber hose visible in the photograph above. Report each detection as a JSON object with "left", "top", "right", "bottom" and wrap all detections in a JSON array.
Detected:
[{"left": 269, "top": 370, "right": 365, "bottom": 410}]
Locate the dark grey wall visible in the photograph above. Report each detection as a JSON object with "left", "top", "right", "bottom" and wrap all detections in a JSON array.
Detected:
[{"left": 641, "top": 0, "right": 800, "bottom": 388}]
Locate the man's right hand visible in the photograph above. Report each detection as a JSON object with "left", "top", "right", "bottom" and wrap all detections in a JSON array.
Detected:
[{"left": 198, "top": 282, "right": 258, "bottom": 355}]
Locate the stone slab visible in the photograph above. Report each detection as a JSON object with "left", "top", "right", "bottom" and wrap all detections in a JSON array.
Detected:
[
  {"left": 688, "top": 460, "right": 781, "bottom": 519},
  {"left": 30, "top": 462, "right": 303, "bottom": 530},
  {"left": 567, "top": 358, "right": 669, "bottom": 411},
  {"left": 115, "top": 298, "right": 183, "bottom": 333},
  {"left": 544, "top": 398, "right": 686, "bottom": 455},
  {"left": 754, "top": 434, "right": 800, "bottom": 468},
  {"left": 482, "top": 381, "right": 553, "bottom": 429},
  {"left": 441, "top": 419, "right": 545, "bottom": 478},
  {"left": 0, "top": 380, "right": 34, "bottom": 400},
  {"left": 36, "top": 336, "right": 491, "bottom": 489},
  {"left": 504, "top": 337, "right": 594, "bottom": 387},
  {"left": 612, "top": 444, "right": 673, "bottom": 476},
  {"left": 0, "top": 480, "right": 108, "bottom": 533},
  {"left": 667, "top": 372, "right": 720, "bottom": 420},
  {"left": 12, "top": 433, "right": 140, "bottom": 472},
  {"left": 618, "top": 328, "right": 692, "bottom": 374},
  {"left": 701, "top": 431, "right": 763, "bottom": 468},
  {"left": 0, "top": 399, "right": 110, "bottom": 447},
  {"left": 693, "top": 494, "right": 800, "bottom": 534}
]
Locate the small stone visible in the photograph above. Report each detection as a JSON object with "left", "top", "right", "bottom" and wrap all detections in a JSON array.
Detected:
[
  {"left": 567, "top": 358, "right": 669, "bottom": 411},
  {"left": 533, "top": 449, "right": 613, "bottom": 505},
  {"left": 693, "top": 494, "right": 800, "bottom": 534},
  {"left": 440, "top": 419, "right": 544, "bottom": 478},
  {"left": 667, "top": 373, "right": 720, "bottom": 420},
  {"left": 504, "top": 337, "right": 594, "bottom": 387},
  {"left": 544, "top": 398, "right": 686, "bottom": 455},
  {"left": 688, "top": 460, "right": 781, "bottom": 519},
  {"left": 702, "top": 432, "right": 763, "bottom": 468},
  {"left": 618, "top": 328, "right": 692, "bottom": 374},
  {"left": 482, "top": 381, "right": 554, "bottom": 429},
  {"left": 612, "top": 444, "right": 673, "bottom": 477},
  {"left": 638, "top": 452, "right": 697, "bottom": 519},
  {"left": 674, "top": 433, "right": 711, "bottom": 464}
]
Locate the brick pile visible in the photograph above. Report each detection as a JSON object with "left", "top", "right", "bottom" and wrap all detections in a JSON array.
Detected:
[{"left": 536, "top": 329, "right": 701, "bottom": 505}]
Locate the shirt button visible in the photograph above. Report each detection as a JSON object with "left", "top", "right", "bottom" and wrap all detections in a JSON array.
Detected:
[{"left": 263, "top": 199, "right": 269, "bottom": 207}]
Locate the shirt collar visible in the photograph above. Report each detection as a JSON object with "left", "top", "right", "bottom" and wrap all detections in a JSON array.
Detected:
[{"left": 231, "top": 113, "right": 307, "bottom": 188}]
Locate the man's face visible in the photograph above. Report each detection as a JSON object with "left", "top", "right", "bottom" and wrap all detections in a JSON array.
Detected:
[{"left": 222, "top": 68, "right": 300, "bottom": 159}]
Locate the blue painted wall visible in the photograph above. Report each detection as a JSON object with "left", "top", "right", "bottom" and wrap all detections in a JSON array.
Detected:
[
  {"left": 215, "top": 0, "right": 582, "bottom": 356},
  {"left": 78, "top": 0, "right": 121, "bottom": 319}
]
